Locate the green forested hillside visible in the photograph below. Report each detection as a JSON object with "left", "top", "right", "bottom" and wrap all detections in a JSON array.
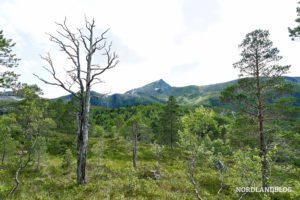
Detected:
[{"left": 57, "top": 77, "right": 300, "bottom": 108}]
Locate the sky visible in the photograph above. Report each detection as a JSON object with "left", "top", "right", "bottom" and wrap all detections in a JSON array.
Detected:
[{"left": 0, "top": 0, "right": 299, "bottom": 98}]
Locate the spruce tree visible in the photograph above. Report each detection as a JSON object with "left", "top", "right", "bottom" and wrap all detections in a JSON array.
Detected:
[{"left": 159, "top": 96, "right": 180, "bottom": 149}]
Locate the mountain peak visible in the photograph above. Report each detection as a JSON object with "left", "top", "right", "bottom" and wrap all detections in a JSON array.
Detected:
[
  {"left": 154, "top": 79, "right": 170, "bottom": 87},
  {"left": 144, "top": 79, "right": 171, "bottom": 92},
  {"left": 126, "top": 79, "right": 171, "bottom": 95}
]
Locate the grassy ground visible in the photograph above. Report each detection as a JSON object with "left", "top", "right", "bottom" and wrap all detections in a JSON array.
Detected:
[{"left": 0, "top": 136, "right": 299, "bottom": 199}]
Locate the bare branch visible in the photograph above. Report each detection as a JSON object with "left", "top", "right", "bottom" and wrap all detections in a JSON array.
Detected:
[
  {"left": 90, "top": 64, "right": 105, "bottom": 70},
  {"left": 48, "top": 34, "right": 79, "bottom": 68},
  {"left": 89, "top": 78, "right": 104, "bottom": 87},
  {"left": 87, "top": 40, "right": 119, "bottom": 86},
  {"left": 93, "top": 29, "right": 109, "bottom": 49},
  {"left": 34, "top": 53, "right": 80, "bottom": 99},
  {"left": 53, "top": 17, "right": 85, "bottom": 95},
  {"left": 95, "top": 40, "right": 106, "bottom": 51},
  {"left": 54, "top": 19, "right": 83, "bottom": 81},
  {"left": 89, "top": 56, "right": 119, "bottom": 86}
]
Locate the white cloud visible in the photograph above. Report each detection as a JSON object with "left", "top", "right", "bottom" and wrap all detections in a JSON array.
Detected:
[{"left": 0, "top": 0, "right": 299, "bottom": 98}]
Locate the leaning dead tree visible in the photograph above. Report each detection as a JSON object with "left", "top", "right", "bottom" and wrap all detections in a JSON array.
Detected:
[
  {"left": 10, "top": 138, "right": 37, "bottom": 194},
  {"left": 34, "top": 18, "right": 119, "bottom": 185},
  {"left": 189, "top": 156, "right": 203, "bottom": 200}
]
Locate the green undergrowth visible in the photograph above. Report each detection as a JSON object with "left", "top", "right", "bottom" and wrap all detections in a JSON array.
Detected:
[{"left": 0, "top": 137, "right": 299, "bottom": 200}]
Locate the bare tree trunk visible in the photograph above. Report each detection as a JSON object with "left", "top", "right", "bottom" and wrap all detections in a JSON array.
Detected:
[
  {"left": 77, "top": 91, "right": 90, "bottom": 185},
  {"left": 36, "top": 150, "right": 40, "bottom": 170},
  {"left": 76, "top": 24, "right": 93, "bottom": 184},
  {"left": 10, "top": 167, "right": 21, "bottom": 195},
  {"left": 170, "top": 119, "right": 174, "bottom": 150},
  {"left": 1, "top": 139, "right": 6, "bottom": 164},
  {"left": 132, "top": 126, "right": 137, "bottom": 175},
  {"left": 76, "top": 115, "right": 87, "bottom": 184},
  {"left": 255, "top": 54, "right": 267, "bottom": 188},
  {"left": 155, "top": 144, "right": 163, "bottom": 175},
  {"left": 217, "top": 172, "right": 224, "bottom": 200},
  {"left": 259, "top": 114, "right": 267, "bottom": 188},
  {"left": 77, "top": 123, "right": 87, "bottom": 184}
]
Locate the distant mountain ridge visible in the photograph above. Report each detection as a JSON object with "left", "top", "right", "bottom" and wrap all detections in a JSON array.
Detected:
[
  {"left": 57, "top": 76, "right": 300, "bottom": 108},
  {"left": 0, "top": 91, "right": 23, "bottom": 101},
  {"left": 2, "top": 77, "right": 298, "bottom": 108}
]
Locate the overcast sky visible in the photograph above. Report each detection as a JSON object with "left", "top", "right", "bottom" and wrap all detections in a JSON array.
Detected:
[{"left": 1, "top": 0, "right": 299, "bottom": 98}]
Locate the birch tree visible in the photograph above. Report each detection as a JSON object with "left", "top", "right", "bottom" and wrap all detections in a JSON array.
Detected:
[
  {"left": 0, "top": 115, "right": 18, "bottom": 164},
  {"left": 34, "top": 18, "right": 119, "bottom": 184},
  {"left": 123, "top": 114, "right": 145, "bottom": 175}
]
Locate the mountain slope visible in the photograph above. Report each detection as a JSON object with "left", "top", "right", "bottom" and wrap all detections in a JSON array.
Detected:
[{"left": 54, "top": 76, "right": 299, "bottom": 108}]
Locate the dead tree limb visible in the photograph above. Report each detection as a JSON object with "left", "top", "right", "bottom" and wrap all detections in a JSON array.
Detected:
[{"left": 217, "top": 171, "right": 224, "bottom": 200}]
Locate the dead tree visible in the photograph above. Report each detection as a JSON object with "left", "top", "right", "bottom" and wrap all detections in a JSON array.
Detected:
[
  {"left": 1, "top": 139, "right": 6, "bottom": 164},
  {"left": 189, "top": 156, "right": 203, "bottom": 200},
  {"left": 125, "top": 115, "right": 144, "bottom": 175},
  {"left": 10, "top": 137, "right": 37, "bottom": 194},
  {"left": 130, "top": 121, "right": 138, "bottom": 175},
  {"left": 34, "top": 18, "right": 119, "bottom": 185}
]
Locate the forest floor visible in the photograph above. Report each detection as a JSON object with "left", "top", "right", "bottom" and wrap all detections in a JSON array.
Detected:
[{"left": 0, "top": 136, "right": 299, "bottom": 200}]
